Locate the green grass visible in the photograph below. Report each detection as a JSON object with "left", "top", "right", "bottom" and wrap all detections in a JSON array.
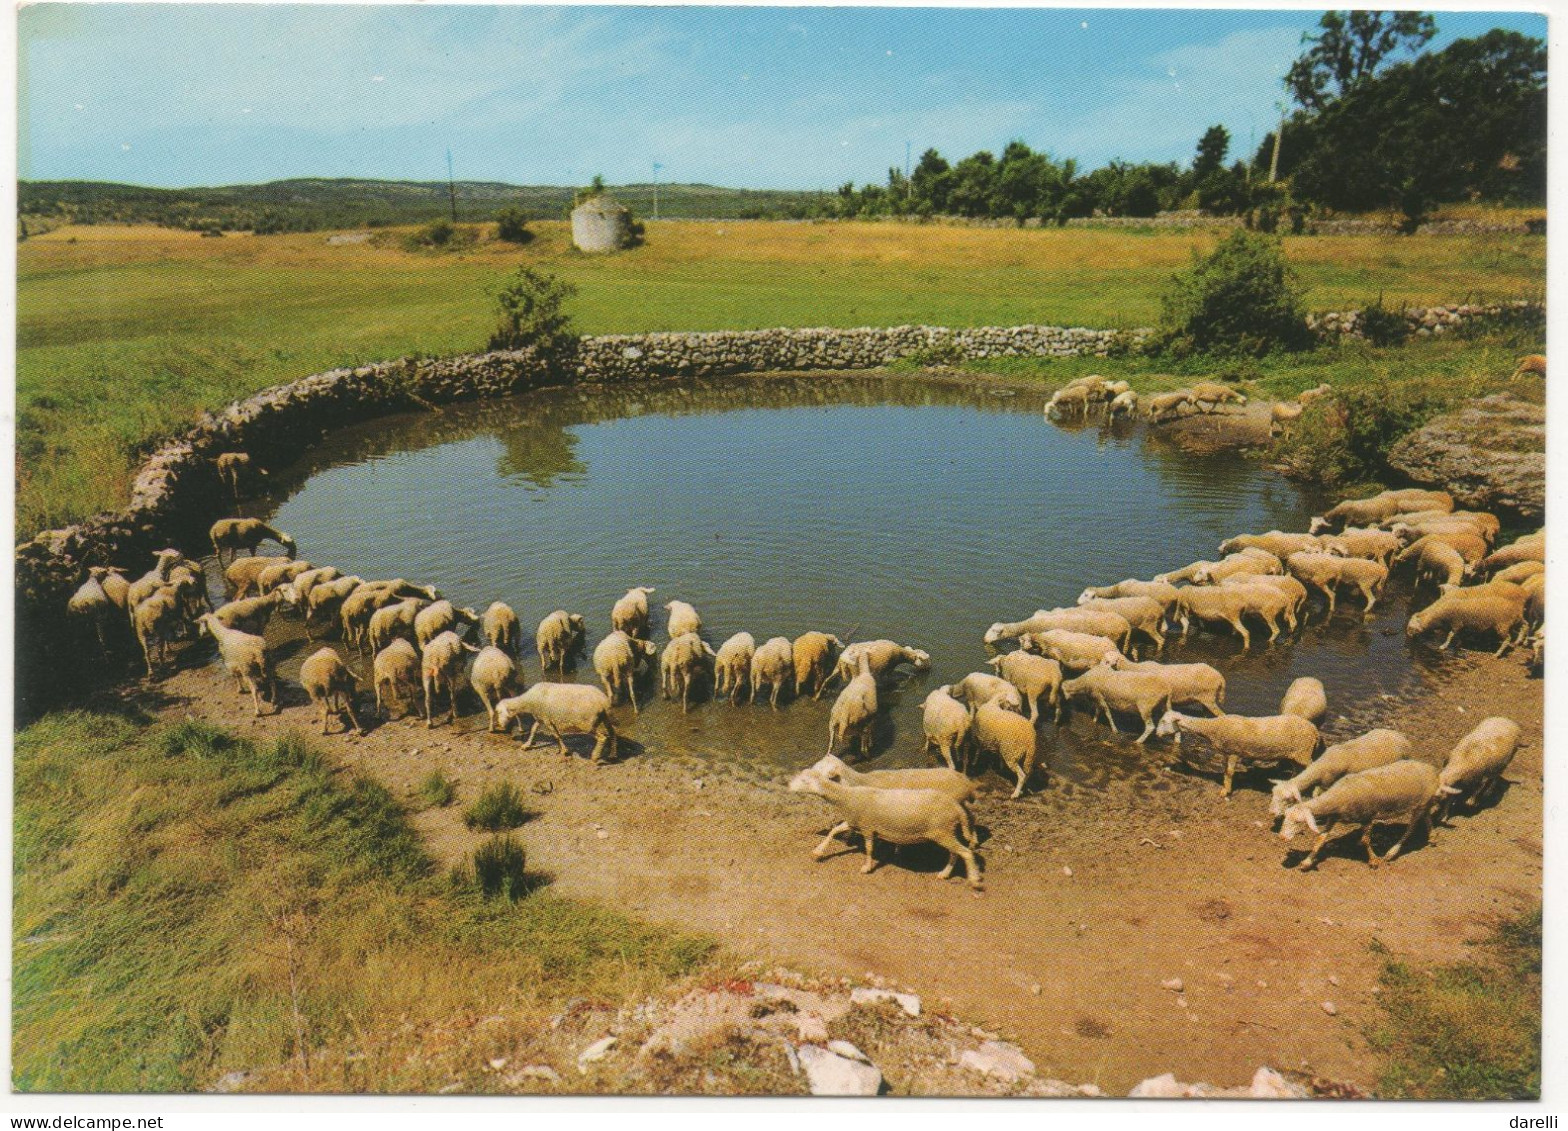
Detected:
[
  {"left": 1366, "top": 908, "right": 1541, "bottom": 1099},
  {"left": 415, "top": 769, "right": 457, "bottom": 809},
  {"left": 463, "top": 781, "right": 531, "bottom": 831},
  {"left": 13, "top": 711, "right": 713, "bottom": 1093},
  {"left": 15, "top": 220, "right": 1543, "bottom": 535}
]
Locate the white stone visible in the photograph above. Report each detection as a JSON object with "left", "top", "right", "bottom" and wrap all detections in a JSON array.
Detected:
[
  {"left": 576, "top": 1035, "right": 617, "bottom": 1073},
  {"left": 827, "top": 1039, "right": 869, "bottom": 1063},
  {"left": 519, "top": 1065, "right": 561, "bottom": 1083},
  {"left": 959, "top": 1040, "right": 1035, "bottom": 1082},
  {"left": 1248, "top": 1066, "right": 1308, "bottom": 1098},
  {"left": 1129, "top": 1072, "right": 1187, "bottom": 1098},
  {"left": 850, "top": 987, "right": 921, "bottom": 1017},
  {"left": 1161, "top": 977, "right": 1184, "bottom": 993},
  {"left": 797, "top": 1045, "right": 882, "bottom": 1096}
]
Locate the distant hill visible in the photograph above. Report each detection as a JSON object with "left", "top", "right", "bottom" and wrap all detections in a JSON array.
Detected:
[{"left": 17, "top": 177, "right": 833, "bottom": 233}]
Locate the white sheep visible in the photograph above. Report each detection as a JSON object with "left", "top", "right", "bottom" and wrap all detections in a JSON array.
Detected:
[
  {"left": 611, "top": 586, "right": 657, "bottom": 638},
  {"left": 212, "top": 590, "right": 286, "bottom": 636},
  {"left": 1278, "top": 760, "right": 1440, "bottom": 870},
  {"left": 209, "top": 518, "right": 296, "bottom": 566},
  {"left": 664, "top": 599, "right": 703, "bottom": 639},
  {"left": 1156, "top": 710, "right": 1322, "bottom": 797},
  {"left": 280, "top": 565, "right": 342, "bottom": 607},
  {"left": 1078, "top": 579, "right": 1180, "bottom": 614},
  {"left": 1060, "top": 665, "right": 1172, "bottom": 743},
  {"left": 470, "top": 645, "right": 522, "bottom": 732},
  {"left": 1407, "top": 589, "right": 1529, "bottom": 655},
  {"left": 482, "top": 601, "right": 522, "bottom": 655},
  {"left": 495, "top": 683, "right": 618, "bottom": 764},
  {"left": 1146, "top": 389, "right": 1195, "bottom": 422},
  {"left": 1106, "top": 389, "right": 1139, "bottom": 420},
  {"left": 922, "top": 685, "right": 974, "bottom": 772},
  {"left": 412, "top": 598, "right": 480, "bottom": 650},
  {"left": 295, "top": 574, "right": 363, "bottom": 642},
  {"left": 985, "top": 650, "right": 1063, "bottom": 723},
  {"left": 749, "top": 636, "right": 796, "bottom": 709},
  {"left": 1046, "top": 383, "right": 1093, "bottom": 418},
  {"left": 713, "top": 631, "right": 757, "bottom": 704},
  {"left": 299, "top": 647, "right": 364, "bottom": 735},
  {"left": 1078, "top": 594, "right": 1167, "bottom": 652},
  {"left": 593, "top": 629, "right": 659, "bottom": 714},
  {"left": 1394, "top": 536, "right": 1467, "bottom": 589},
  {"left": 661, "top": 631, "right": 716, "bottom": 713},
  {"left": 1278, "top": 676, "right": 1327, "bottom": 725},
  {"left": 804, "top": 753, "right": 979, "bottom": 807},
  {"left": 1174, "top": 584, "right": 1291, "bottom": 649},
  {"left": 67, "top": 567, "right": 116, "bottom": 653},
  {"left": 373, "top": 638, "right": 421, "bottom": 720},
  {"left": 827, "top": 639, "right": 932, "bottom": 689},
  {"left": 1321, "top": 526, "right": 1402, "bottom": 566},
  {"left": 1186, "top": 549, "right": 1285, "bottom": 585},
  {"left": 1268, "top": 728, "right": 1413, "bottom": 817},
  {"left": 826, "top": 654, "right": 879, "bottom": 759},
  {"left": 972, "top": 700, "right": 1040, "bottom": 797},
  {"left": 985, "top": 607, "right": 1132, "bottom": 651},
  {"left": 1436, "top": 716, "right": 1522, "bottom": 820},
  {"left": 1217, "top": 573, "right": 1308, "bottom": 631},
  {"left": 1102, "top": 655, "right": 1225, "bottom": 717},
  {"left": 788, "top": 767, "right": 982, "bottom": 890},
  {"left": 224, "top": 554, "right": 280, "bottom": 599},
  {"left": 945, "top": 672, "right": 1025, "bottom": 714},
  {"left": 536, "top": 610, "right": 587, "bottom": 672},
  {"left": 1472, "top": 534, "right": 1545, "bottom": 578},
  {"left": 1217, "top": 531, "right": 1325, "bottom": 561},
  {"left": 1019, "top": 628, "right": 1124, "bottom": 673},
  {"left": 421, "top": 630, "right": 479, "bottom": 727},
  {"left": 256, "top": 558, "right": 314, "bottom": 596},
  {"left": 215, "top": 451, "right": 267, "bottom": 500},
  {"left": 1190, "top": 381, "right": 1247, "bottom": 413},
  {"left": 196, "top": 612, "right": 277, "bottom": 716},
  {"left": 133, "top": 588, "right": 183, "bottom": 677},
  {"left": 126, "top": 549, "right": 188, "bottom": 611},
  {"left": 792, "top": 631, "right": 844, "bottom": 699},
  {"left": 367, "top": 597, "right": 430, "bottom": 655}
]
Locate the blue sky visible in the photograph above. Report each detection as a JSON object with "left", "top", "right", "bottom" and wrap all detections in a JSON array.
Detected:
[{"left": 17, "top": 5, "right": 1548, "bottom": 190}]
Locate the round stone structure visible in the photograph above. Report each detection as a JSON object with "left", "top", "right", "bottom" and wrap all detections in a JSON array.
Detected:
[{"left": 571, "top": 194, "right": 636, "bottom": 252}]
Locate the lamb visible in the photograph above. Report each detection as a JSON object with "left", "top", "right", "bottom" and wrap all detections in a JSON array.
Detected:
[
  {"left": 1278, "top": 676, "right": 1327, "bottom": 725},
  {"left": 1077, "top": 594, "right": 1167, "bottom": 651},
  {"left": 921, "top": 685, "right": 974, "bottom": 772},
  {"left": 413, "top": 599, "right": 482, "bottom": 650},
  {"left": 1284, "top": 551, "right": 1388, "bottom": 613},
  {"left": 971, "top": 700, "right": 1041, "bottom": 796},
  {"left": 1186, "top": 549, "right": 1285, "bottom": 585},
  {"left": 280, "top": 565, "right": 342, "bottom": 606},
  {"left": 611, "top": 586, "right": 657, "bottom": 638},
  {"left": 470, "top": 645, "right": 522, "bottom": 732},
  {"left": 946, "top": 672, "right": 1025, "bottom": 714},
  {"left": 1218, "top": 531, "right": 1325, "bottom": 561},
  {"left": 661, "top": 631, "right": 716, "bottom": 713},
  {"left": 132, "top": 589, "right": 183, "bottom": 677},
  {"left": 1078, "top": 579, "right": 1181, "bottom": 615},
  {"left": 215, "top": 452, "right": 266, "bottom": 500},
  {"left": 495, "top": 683, "right": 618, "bottom": 764},
  {"left": 804, "top": 752, "right": 980, "bottom": 807},
  {"left": 1407, "top": 591, "right": 1529, "bottom": 655},
  {"left": 223, "top": 555, "right": 282, "bottom": 599},
  {"left": 986, "top": 650, "right": 1063, "bottom": 723},
  {"left": 713, "top": 631, "right": 756, "bottom": 703},
  {"left": 792, "top": 631, "right": 844, "bottom": 699},
  {"left": 373, "top": 639, "right": 422, "bottom": 720},
  {"left": 1060, "top": 665, "right": 1172, "bottom": 743},
  {"left": 1190, "top": 381, "right": 1246, "bottom": 412},
  {"left": 1268, "top": 728, "right": 1413, "bottom": 817},
  {"left": 592, "top": 629, "right": 659, "bottom": 713},
  {"left": 367, "top": 598, "right": 430, "bottom": 654},
  {"left": 1156, "top": 711, "right": 1322, "bottom": 797},
  {"left": 663, "top": 599, "right": 703, "bottom": 639},
  {"left": 788, "top": 767, "right": 982, "bottom": 890},
  {"left": 1436, "top": 716, "right": 1522, "bottom": 820},
  {"left": 96, "top": 566, "right": 131, "bottom": 612},
  {"left": 826, "top": 655, "right": 879, "bottom": 759},
  {"left": 1146, "top": 389, "right": 1195, "bottom": 422},
  {"left": 67, "top": 568, "right": 116, "bottom": 653},
  {"left": 1320, "top": 526, "right": 1402, "bottom": 566},
  {"left": 196, "top": 612, "right": 277, "bottom": 716},
  {"left": 209, "top": 518, "right": 296, "bottom": 566},
  {"left": 1102, "top": 655, "right": 1225, "bottom": 717},
  {"left": 298, "top": 647, "right": 364, "bottom": 736},
  {"left": 749, "top": 636, "right": 796, "bottom": 709},
  {"left": 1107, "top": 389, "right": 1139, "bottom": 420},
  {"left": 212, "top": 590, "right": 287, "bottom": 635},
  {"left": 1175, "top": 584, "right": 1291, "bottom": 648},
  {"left": 126, "top": 549, "right": 188, "bottom": 611},
  {"left": 827, "top": 639, "right": 932, "bottom": 688},
  {"left": 482, "top": 601, "right": 521, "bottom": 655},
  {"left": 1394, "top": 536, "right": 1467, "bottom": 588},
  {"left": 420, "top": 630, "right": 479, "bottom": 727},
  {"left": 535, "top": 610, "right": 587, "bottom": 672},
  {"left": 985, "top": 607, "right": 1132, "bottom": 651},
  {"left": 1278, "top": 760, "right": 1440, "bottom": 869},
  {"left": 1020, "top": 628, "right": 1124, "bottom": 673}
]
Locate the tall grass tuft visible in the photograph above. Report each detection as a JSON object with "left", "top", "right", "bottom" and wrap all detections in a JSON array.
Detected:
[
  {"left": 417, "top": 769, "right": 457, "bottom": 809},
  {"left": 463, "top": 781, "right": 531, "bottom": 831},
  {"left": 469, "top": 835, "right": 530, "bottom": 901}
]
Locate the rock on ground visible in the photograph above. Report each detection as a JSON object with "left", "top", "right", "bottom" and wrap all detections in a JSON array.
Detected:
[
  {"left": 1386, "top": 394, "right": 1544, "bottom": 521},
  {"left": 797, "top": 1045, "right": 884, "bottom": 1096}
]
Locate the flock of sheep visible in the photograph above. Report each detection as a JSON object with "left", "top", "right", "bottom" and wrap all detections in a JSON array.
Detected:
[{"left": 65, "top": 421, "right": 1541, "bottom": 894}]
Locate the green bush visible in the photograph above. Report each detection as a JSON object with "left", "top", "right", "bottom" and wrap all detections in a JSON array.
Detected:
[
  {"left": 487, "top": 267, "right": 578, "bottom": 356},
  {"left": 495, "top": 208, "right": 533, "bottom": 244},
  {"left": 1357, "top": 299, "right": 1411, "bottom": 347},
  {"left": 463, "top": 780, "right": 530, "bottom": 831},
  {"left": 1156, "top": 229, "right": 1314, "bottom": 357},
  {"left": 469, "top": 835, "right": 530, "bottom": 901},
  {"left": 417, "top": 769, "right": 457, "bottom": 809}
]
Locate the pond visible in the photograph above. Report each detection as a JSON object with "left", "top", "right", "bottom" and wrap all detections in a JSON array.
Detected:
[{"left": 250, "top": 372, "right": 1456, "bottom": 802}]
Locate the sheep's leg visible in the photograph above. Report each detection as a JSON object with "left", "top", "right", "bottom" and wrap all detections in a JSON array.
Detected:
[
  {"left": 935, "top": 738, "right": 955, "bottom": 772},
  {"left": 626, "top": 675, "right": 640, "bottom": 716},
  {"left": 375, "top": 680, "right": 386, "bottom": 719},
  {"left": 1324, "top": 585, "right": 1338, "bottom": 615},
  {"left": 548, "top": 723, "right": 569, "bottom": 758},
  {"left": 771, "top": 681, "right": 781, "bottom": 711},
  {"left": 1493, "top": 632, "right": 1514, "bottom": 658},
  {"left": 1440, "top": 628, "right": 1458, "bottom": 650},
  {"left": 343, "top": 693, "right": 363, "bottom": 735},
  {"left": 1232, "top": 618, "right": 1251, "bottom": 650},
  {"left": 1381, "top": 810, "right": 1426, "bottom": 864},
  {"left": 249, "top": 677, "right": 265, "bottom": 718},
  {"left": 521, "top": 720, "right": 542, "bottom": 748},
  {"left": 319, "top": 697, "right": 331, "bottom": 735},
  {"left": 860, "top": 831, "right": 879, "bottom": 874},
  {"left": 1360, "top": 823, "right": 1381, "bottom": 867},
  {"left": 933, "top": 830, "right": 983, "bottom": 891},
  {"left": 1135, "top": 705, "right": 1158, "bottom": 744},
  {"left": 812, "top": 822, "right": 851, "bottom": 859},
  {"left": 958, "top": 806, "right": 978, "bottom": 849},
  {"left": 681, "top": 674, "right": 691, "bottom": 715},
  {"left": 1362, "top": 583, "right": 1378, "bottom": 613},
  {"left": 1010, "top": 758, "right": 1028, "bottom": 799},
  {"left": 485, "top": 698, "right": 498, "bottom": 733},
  {"left": 1025, "top": 695, "right": 1039, "bottom": 724},
  {"left": 1221, "top": 755, "right": 1238, "bottom": 797}
]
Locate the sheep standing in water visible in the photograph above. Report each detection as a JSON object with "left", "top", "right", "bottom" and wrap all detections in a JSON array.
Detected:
[
  {"left": 713, "top": 632, "right": 757, "bottom": 704},
  {"left": 661, "top": 631, "right": 716, "bottom": 714},
  {"left": 750, "top": 636, "right": 795, "bottom": 709},
  {"left": 482, "top": 601, "right": 522, "bottom": 655},
  {"left": 536, "top": 610, "right": 587, "bottom": 673},
  {"left": 593, "top": 630, "right": 659, "bottom": 714},
  {"left": 611, "top": 586, "right": 657, "bottom": 638},
  {"left": 792, "top": 631, "right": 844, "bottom": 699},
  {"left": 209, "top": 518, "right": 296, "bottom": 566},
  {"left": 921, "top": 685, "right": 975, "bottom": 772},
  {"left": 826, "top": 654, "right": 879, "bottom": 760}
]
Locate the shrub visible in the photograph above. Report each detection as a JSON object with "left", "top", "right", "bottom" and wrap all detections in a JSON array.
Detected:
[
  {"left": 417, "top": 769, "right": 456, "bottom": 809},
  {"left": 1156, "top": 229, "right": 1314, "bottom": 357},
  {"left": 495, "top": 208, "right": 533, "bottom": 244},
  {"left": 463, "top": 780, "right": 530, "bottom": 831},
  {"left": 487, "top": 267, "right": 578, "bottom": 356},
  {"left": 469, "top": 835, "right": 530, "bottom": 901},
  {"left": 1357, "top": 299, "right": 1411, "bottom": 347},
  {"left": 401, "top": 218, "right": 478, "bottom": 252}
]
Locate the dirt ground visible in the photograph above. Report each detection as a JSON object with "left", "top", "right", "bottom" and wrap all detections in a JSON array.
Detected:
[{"left": 148, "top": 631, "right": 1543, "bottom": 1096}]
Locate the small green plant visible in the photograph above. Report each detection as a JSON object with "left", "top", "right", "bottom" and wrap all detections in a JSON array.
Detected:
[
  {"left": 469, "top": 835, "right": 530, "bottom": 900},
  {"left": 487, "top": 267, "right": 578, "bottom": 356},
  {"left": 495, "top": 208, "right": 533, "bottom": 244},
  {"left": 417, "top": 769, "right": 457, "bottom": 809},
  {"left": 1156, "top": 229, "right": 1314, "bottom": 357},
  {"left": 401, "top": 218, "right": 478, "bottom": 252},
  {"left": 463, "top": 780, "right": 530, "bottom": 831},
  {"left": 1357, "top": 298, "right": 1410, "bottom": 346}
]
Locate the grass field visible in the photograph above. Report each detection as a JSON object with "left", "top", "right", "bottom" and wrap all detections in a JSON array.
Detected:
[{"left": 16, "top": 219, "right": 1545, "bottom": 534}]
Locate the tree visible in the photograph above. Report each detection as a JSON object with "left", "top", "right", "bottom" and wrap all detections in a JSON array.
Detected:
[
  {"left": 1286, "top": 10, "right": 1436, "bottom": 110},
  {"left": 495, "top": 207, "right": 532, "bottom": 243},
  {"left": 1193, "top": 125, "right": 1231, "bottom": 180},
  {"left": 1157, "top": 229, "right": 1312, "bottom": 356},
  {"left": 488, "top": 267, "right": 578, "bottom": 356}
]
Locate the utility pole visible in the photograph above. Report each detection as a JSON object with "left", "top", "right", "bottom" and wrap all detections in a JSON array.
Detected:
[
  {"left": 1268, "top": 103, "right": 1286, "bottom": 183},
  {"left": 904, "top": 140, "right": 912, "bottom": 205},
  {"left": 652, "top": 161, "right": 663, "bottom": 221},
  {"left": 446, "top": 149, "right": 457, "bottom": 222}
]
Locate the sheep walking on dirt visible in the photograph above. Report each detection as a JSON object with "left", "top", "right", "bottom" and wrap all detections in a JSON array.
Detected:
[
  {"left": 133, "top": 589, "right": 183, "bottom": 678},
  {"left": 209, "top": 518, "right": 296, "bottom": 566},
  {"left": 792, "top": 631, "right": 844, "bottom": 699},
  {"left": 1406, "top": 590, "right": 1529, "bottom": 655},
  {"left": 826, "top": 655, "right": 880, "bottom": 760},
  {"left": 197, "top": 612, "right": 278, "bottom": 717},
  {"left": 788, "top": 767, "right": 982, "bottom": 891},
  {"left": 713, "top": 632, "right": 757, "bottom": 704},
  {"left": 299, "top": 647, "right": 365, "bottom": 736},
  {"left": 68, "top": 567, "right": 117, "bottom": 654},
  {"left": 661, "top": 631, "right": 716, "bottom": 714},
  {"left": 1156, "top": 711, "right": 1322, "bottom": 797},
  {"left": 373, "top": 639, "right": 421, "bottom": 721},
  {"left": 470, "top": 646, "right": 522, "bottom": 733},
  {"left": 421, "top": 630, "right": 478, "bottom": 728},
  {"left": 921, "top": 685, "right": 975, "bottom": 772},
  {"left": 1060, "top": 665, "right": 1172, "bottom": 743},
  {"left": 972, "top": 700, "right": 1040, "bottom": 798},
  {"left": 804, "top": 753, "right": 980, "bottom": 809},
  {"left": 1268, "top": 729, "right": 1413, "bottom": 817},
  {"left": 1146, "top": 390, "right": 1195, "bottom": 422},
  {"left": 1436, "top": 716, "right": 1522, "bottom": 821},
  {"left": 536, "top": 610, "right": 587, "bottom": 673},
  {"left": 750, "top": 636, "right": 795, "bottom": 709},
  {"left": 413, "top": 599, "right": 480, "bottom": 650},
  {"left": 593, "top": 630, "right": 659, "bottom": 714},
  {"left": 495, "top": 683, "right": 618, "bottom": 764},
  {"left": 1278, "top": 760, "right": 1441, "bottom": 870}
]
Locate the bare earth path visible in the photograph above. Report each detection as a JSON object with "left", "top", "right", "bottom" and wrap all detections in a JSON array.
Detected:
[{"left": 147, "top": 634, "right": 1543, "bottom": 1096}]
